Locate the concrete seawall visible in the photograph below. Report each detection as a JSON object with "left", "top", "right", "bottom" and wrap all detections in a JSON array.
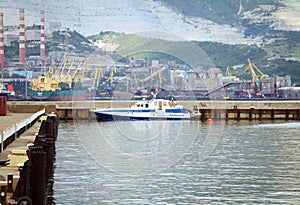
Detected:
[{"left": 7, "top": 100, "right": 300, "bottom": 121}]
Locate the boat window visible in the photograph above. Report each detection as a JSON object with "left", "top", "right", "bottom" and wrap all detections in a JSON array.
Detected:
[
  {"left": 141, "top": 104, "right": 143, "bottom": 107},
  {"left": 159, "top": 101, "right": 162, "bottom": 110},
  {"left": 145, "top": 104, "right": 148, "bottom": 108}
]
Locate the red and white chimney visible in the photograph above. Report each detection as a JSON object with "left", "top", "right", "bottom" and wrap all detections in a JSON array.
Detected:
[
  {"left": 19, "top": 8, "right": 25, "bottom": 64},
  {"left": 0, "top": 13, "right": 4, "bottom": 71},
  {"left": 40, "top": 10, "right": 46, "bottom": 60}
]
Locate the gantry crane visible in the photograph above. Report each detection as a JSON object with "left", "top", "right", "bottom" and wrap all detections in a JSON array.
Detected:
[
  {"left": 78, "top": 61, "right": 87, "bottom": 84},
  {"left": 71, "top": 61, "right": 83, "bottom": 82},
  {"left": 47, "top": 60, "right": 55, "bottom": 78},
  {"left": 157, "top": 66, "right": 166, "bottom": 88},
  {"left": 225, "top": 66, "right": 233, "bottom": 81},
  {"left": 106, "top": 66, "right": 114, "bottom": 87},
  {"left": 57, "top": 57, "right": 68, "bottom": 81},
  {"left": 243, "top": 59, "right": 269, "bottom": 82},
  {"left": 243, "top": 59, "right": 269, "bottom": 97},
  {"left": 132, "top": 68, "right": 139, "bottom": 89},
  {"left": 91, "top": 66, "right": 102, "bottom": 90}
]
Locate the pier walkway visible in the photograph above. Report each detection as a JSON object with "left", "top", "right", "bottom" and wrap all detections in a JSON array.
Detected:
[
  {"left": 0, "top": 110, "right": 45, "bottom": 204},
  {"left": 0, "top": 110, "right": 45, "bottom": 175}
]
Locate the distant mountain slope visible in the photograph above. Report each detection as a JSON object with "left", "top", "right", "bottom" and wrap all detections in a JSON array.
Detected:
[
  {"left": 2, "top": 0, "right": 299, "bottom": 45},
  {"left": 157, "top": 0, "right": 300, "bottom": 40},
  {"left": 156, "top": 0, "right": 282, "bottom": 25}
]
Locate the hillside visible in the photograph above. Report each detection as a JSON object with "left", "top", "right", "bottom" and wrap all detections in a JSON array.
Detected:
[
  {"left": 156, "top": 0, "right": 282, "bottom": 25},
  {"left": 2, "top": 1, "right": 299, "bottom": 84},
  {"left": 2, "top": 0, "right": 299, "bottom": 45},
  {"left": 157, "top": 0, "right": 300, "bottom": 42},
  {"left": 89, "top": 32, "right": 300, "bottom": 84}
]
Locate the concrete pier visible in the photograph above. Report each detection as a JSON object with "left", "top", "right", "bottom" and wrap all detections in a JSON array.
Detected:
[
  {"left": 0, "top": 110, "right": 58, "bottom": 204},
  {"left": 7, "top": 100, "right": 300, "bottom": 121}
]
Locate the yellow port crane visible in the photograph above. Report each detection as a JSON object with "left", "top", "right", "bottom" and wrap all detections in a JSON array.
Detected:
[
  {"left": 47, "top": 60, "right": 55, "bottom": 78},
  {"left": 78, "top": 61, "right": 87, "bottom": 84},
  {"left": 243, "top": 59, "right": 269, "bottom": 83},
  {"left": 91, "top": 66, "right": 102, "bottom": 90},
  {"left": 106, "top": 66, "right": 114, "bottom": 86},
  {"left": 225, "top": 66, "right": 233, "bottom": 81},
  {"left": 57, "top": 57, "right": 68, "bottom": 81},
  {"left": 62, "top": 59, "right": 75, "bottom": 84},
  {"left": 157, "top": 66, "right": 166, "bottom": 88},
  {"left": 71, "top": 61, "right": 83, "bottom": 82},
  {"left": 243, "top": 59, "right": 269, "bottom": 96}
]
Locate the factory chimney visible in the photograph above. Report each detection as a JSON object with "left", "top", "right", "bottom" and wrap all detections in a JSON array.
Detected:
[
  {"left": 40, "top": 10, "right": 46, "bottom": 60},
  {"left": 19, "top": 8, "right": 25, "bottom": 64},
  {"left": 0, "top": 13, "right": 4, "bottom": 72}
]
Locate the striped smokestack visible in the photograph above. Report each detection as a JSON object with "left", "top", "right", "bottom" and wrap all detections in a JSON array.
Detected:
[
  {"left": 0, "top": 13, "right": 4, "bottom": 71},
  {"left": 19, "top": 8, "right": 25, "bottom": 63},
  {"left": 40, "top": 10, "right": 45, "bottom": 60}
]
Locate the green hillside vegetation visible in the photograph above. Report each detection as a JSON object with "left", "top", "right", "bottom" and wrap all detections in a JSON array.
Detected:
[
  {"left": 89, "top": 32, "right": 300, "bottom": 84},
  {"left": 47, "top": 30, "right": 94, "bottom": 54},
  {"left": 4, "top": 41, "right": 40, "bottom": 59},
  {"left": 98, "top": 33, "right": 214, "bottom": 68},
  {"left": 4, "top": 30, "right": 300, "bottom": 85},
  {"left": 155, "top": 0, "right": 281, "bottom": 25}
]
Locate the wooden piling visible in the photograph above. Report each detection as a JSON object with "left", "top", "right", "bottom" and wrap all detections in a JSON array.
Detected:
[
  {"left": 237, "top": 109, "right": 240, "bottom": 121},
  {"left": 286, "top": 109, "right": 289, "bottom": 120},
  {"left": 213, "top": 109, "right": 218, "bottom": 120},
  {"left": 11, "top": 114, "right": 59, "bottom": 204},
  {"left": 64, "top": 109, "right": 68, "bottom": 120},
  {"left": 31, "top": 149, "right": 46, "bottom": 205},
  {"left": 225, "top": 110, "right": 228, "bottom": 121},
  {"left": 259, "top": 109, "right": 263, "bottom": 121},
  {"left": 200, "top": 109, "right": 206, "bottom": 121},
  {"left": 271, "top": 109, "right": 274, "bottom": 120}
]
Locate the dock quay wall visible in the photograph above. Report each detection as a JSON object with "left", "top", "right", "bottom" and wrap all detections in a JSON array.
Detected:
[
  {"left": 7, "top": 100, "right": 300, "bottom": 121},
  {"left": 1, "top": 114, "right": 59, "bottom": 205}
]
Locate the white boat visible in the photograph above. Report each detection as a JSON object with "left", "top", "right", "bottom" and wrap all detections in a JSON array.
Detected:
[
  {"left": 90, "top": 96, "right": 191, "bottom": 120},
  {"left": 0, "top": 82, "right": 15, "bottom": 98}
]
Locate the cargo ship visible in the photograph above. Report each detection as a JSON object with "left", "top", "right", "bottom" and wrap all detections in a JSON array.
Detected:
[
  {"left": 28, "top": 60, "right": 89, "bottom": 101},
  {"left": 28, "top": 75, "right": 88, "bottom": 101}
]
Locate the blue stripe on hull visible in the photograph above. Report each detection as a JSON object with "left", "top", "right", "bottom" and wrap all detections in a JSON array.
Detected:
[
  {"left": 94, "top": 113, "right": 189, "bottom": 121},
  {"left": 101, "top": 109, "right": 155, "bottom": 113}
]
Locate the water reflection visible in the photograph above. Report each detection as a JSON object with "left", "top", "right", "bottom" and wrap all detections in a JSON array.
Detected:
[{"left": 53, "top": 121, "right": 300, "bottom": 204}]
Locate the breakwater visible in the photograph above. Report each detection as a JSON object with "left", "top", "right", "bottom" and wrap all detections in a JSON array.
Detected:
[{"left": 7, "top": 100, "right": 300, "bottom": 121}]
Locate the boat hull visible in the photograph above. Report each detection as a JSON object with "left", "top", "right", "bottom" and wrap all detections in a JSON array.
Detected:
[
  {"left": 91, "top": 109, "right": 190, "bottom": 121},
  {"left": 28, "top": 89, "right": 87, "bottom": 101},
  {"left": 28, "top": 90, "right": 53, "bottom": 100}
]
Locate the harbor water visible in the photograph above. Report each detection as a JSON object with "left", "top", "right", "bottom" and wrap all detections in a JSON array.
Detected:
[{"left": 53, "top": 120, "right": 300, "bottom": 204}]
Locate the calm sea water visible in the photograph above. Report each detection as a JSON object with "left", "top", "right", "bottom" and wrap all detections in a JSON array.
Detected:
[{"left": 53, "top": 120, "right": 300, "bottom": 204}]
